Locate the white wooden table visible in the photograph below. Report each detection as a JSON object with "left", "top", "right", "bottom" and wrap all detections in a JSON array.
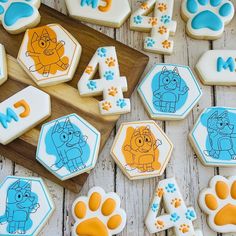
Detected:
[{"left": 1, "top": 0, "right": 236, "bottom": 235}]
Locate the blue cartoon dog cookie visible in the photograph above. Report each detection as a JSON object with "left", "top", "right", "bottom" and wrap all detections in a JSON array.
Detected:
[
  {"left": 138, "top": 64, "right": 202, "bottom": 120},
  {"left": 36, "top": 114, "right": 101, "bottom": 181},
  {"left": 190, "top": 107, "right": 236, "bottom": 166},
  {"left": 181, "top": 0, "right": 234, "bottom": 39},
  {"left": 0, "top": 176, "right": 54, "bottom": 236}
]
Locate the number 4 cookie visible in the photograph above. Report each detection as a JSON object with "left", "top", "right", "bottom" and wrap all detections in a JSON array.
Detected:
[
  {"left": 130, "top": 0, "right": 177, "bottom": 54},
  {"left": 78, "top": 46, "right": 131, "bottom": 115},
  {"left": 0, "top": 44, "right": 7, "bottom": 86}
]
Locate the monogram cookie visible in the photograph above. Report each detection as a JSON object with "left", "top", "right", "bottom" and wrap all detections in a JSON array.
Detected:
[
  {"left": 111, "top": 120, "right": 173, "bottom": 180},
  {"left": 0, "top": 44, "right": 7, "bottom": 86},
  {"left": 138, "top": 64, "right": 202, "bottom": 120},
  {"left": 130, "top": 0, "right": 177, "bottom": 54},
  {"left": 18, "top": 24, "right": 82, "bottom": 87},
  {"left": 36, "top": 114, "right": 101, "bottom": 181},
  {"left": 0, "top": 176, "right": 54, "bottom": 235},
  {"left": 0, "top": 86, "right": 51, "bottom": 145}
]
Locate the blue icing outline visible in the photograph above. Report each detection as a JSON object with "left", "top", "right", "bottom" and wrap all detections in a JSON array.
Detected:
[{"left": 80, "top": 0, "right": 98, "bottom": 8}]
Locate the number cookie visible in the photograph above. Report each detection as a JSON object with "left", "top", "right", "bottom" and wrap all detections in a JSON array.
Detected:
[
  {"left": 130, "top": 0, "right": 177, "bottom": 54},
  {"left": 36, "top": 114, "right": 101, "bottom": 181},
  {"left": 146, "top": 178, "right": 203, "bottom": 235},
  {"left": 199, "top": 175, "right": 236, "bottom": 233},
  {"left": 78, "top": 46, "right": 131, "bottom": 115},
  {"left": 111, "top": 120, "right": 173, "bottom": 180},
  {"left": 181, "top": 0, "right": 234, "bottom": 39},
  {"left": 17, "top": 24, "right": 82, "bottom": 87},
  {"left": 65, "top": 0, "right": 131, "bottom": 28},
  {"left": 0, "top": 176, "right": 54, "bottom": 235},
  {"left": 189, "top": 107, "right": 236, "bottom": 166},
  {"left": 72, "top": 187, "right": 126, "bottom": 236},
  {"left": 0, "top": 0, "right": 41, "bottom": 34},
  {"left": 138, "top": 64, "right": 202, "bottom": 120},
  {"left": 0, "top": 44, "right": 7, "bottom": 86},
  {"left": 0, "top": 86, "right": 51, "bottom": 145},
  {"left": 196, "top": 50, "right": 236, "bottom": 85}
]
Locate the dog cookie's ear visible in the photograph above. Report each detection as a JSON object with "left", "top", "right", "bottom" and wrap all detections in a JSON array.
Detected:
[
  {"left": 219, "top": 111, "right": 228, "bottom": 119},
  {"left": 209, "top": 111, "right": 218, "bottom": 120},
  {"left": 52, "top": 120, "right": 61, "bottom": 134},
  {"left": 64, "top": 118, "right": 74, "bottom": 129},
  {"left": 41, "top": 29, "right": 50, "bottom": 38},
  {"left": 32, "top": 32, "right": 39, "bottom": 43},
  {"left": 10, "top": 180, "right": 21, "bottom": 190},
  {"left": 161, "top": 66, "right": 168, "bottom": 73},
  {"left": 173, "top": 67, "right": 179, "bottom": 76}
]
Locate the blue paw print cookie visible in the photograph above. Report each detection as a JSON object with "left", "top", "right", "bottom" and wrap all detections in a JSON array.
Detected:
[
  {"left": 0, "top": 0, "right": 41, "bottom": 34},
  {"left": 182, "top": 0, "right": 234, "bottom": 39}
]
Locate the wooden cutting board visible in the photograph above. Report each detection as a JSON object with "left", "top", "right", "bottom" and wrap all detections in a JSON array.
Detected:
[{"left": 0, "top": 4, "right": 149, "bottom": 193}]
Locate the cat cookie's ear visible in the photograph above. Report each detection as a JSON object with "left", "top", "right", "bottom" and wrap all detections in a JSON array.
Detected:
[
  {"left": 52, "top": 120, "right": 62, "bottom": 134},
  {"left": 219, "top": 111, "right": 228, "bottom": 119},
  {"left": 173, "top": 67, "right": 180, "bottom": 75},
  {"left": 209, "top": 111, "right": 218, "bottom": 120},
  {"left": 32, "top": 32, "right": 39, "bottom": 43}
]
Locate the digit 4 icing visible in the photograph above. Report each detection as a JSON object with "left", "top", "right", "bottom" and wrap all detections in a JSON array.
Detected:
[
  {"left": 111, "top": 120, "right": 173, "bottom": 180},
  {"left": 65, "top": 0, "right": 131, "bottom": 28},
  {"left": 0, "top": 44, "right": 7, "bottom": 86},
  {"left": 181, "top": 0, "right": 235, "bottom": 40},
  {"left": 0, "top": 86, "right": 51, "bottom": 145},
  {"left": 199, "top": 175, "right": 236, "bottom": 233},
  {"left": 145, "top": 177, "right": 203, "bottom": 236},
  {"left": 130, "top": 0, "right": 177, "bottom": 54},
  {"left": 18, "top": 24, "right": 82, "bottom": 87},
  {"left": 36, "top": 114, "right": 101, "bottom": 181},
  {"left": 78, "top": 46, "right": 131, "bottom": 116},
  {"left": 0, "top": 0, "right": 41, "bottom": 34},
  {"left": 72, "top": 186, "right": 126, "bottom": 236},
  {"left": 196, "top": 50, "right": 236, "bottom": 85}
]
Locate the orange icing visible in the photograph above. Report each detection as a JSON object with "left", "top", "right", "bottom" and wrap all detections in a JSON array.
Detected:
[
  {"left": 74, "top": 201, "right": 86, "bottom": 219},
  {"left": 101, "top": 198, "right": 116, "bottom": 216},
  {"left": 231, "top": 181, "right": 236, "bottom": 199},
  {"left": 14, "top": 100, "right": 30, "bottom": 118},
  {"left": 216, "top": 181, "right": 229, "bottom": 199},
  {"left": 214, "top": 204, "right": 236, "bottom": 226},
  {"left": 205, "top": 194, "right": 218, "bottom": 210},
  {"left": 107, "top": 215, "right": 122, "bottom": 230},
  {"left": 89, "top": 192, "right": 102, "bottom": 211},
  {"left": 98, "top": 0, "right": 112, "bottom": 12}
]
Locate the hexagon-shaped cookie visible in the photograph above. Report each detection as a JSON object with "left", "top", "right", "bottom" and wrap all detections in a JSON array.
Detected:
[
  {"left": 0, "top": 176, "right": 54, "bottom": 236},
  {"left": 65, "top": 0, "right": 131, "bottom": 28},
  {"left": 189, "top": 107, "right": 236, "bottom": 166},
  {"left": 17, "top": 24, "right": 81, "bottom": 87},
  {"left": 111, "top": 120, "right": 173, "bottom": 180},
  {"left": 138, "top": 64, "right": 202, "bottom": 120},
  {"left": 36, "top": 113, "right": 101, "bottom": 181}
]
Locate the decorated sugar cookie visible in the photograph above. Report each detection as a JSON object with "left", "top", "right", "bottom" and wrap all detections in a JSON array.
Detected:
[
  {"left": 181, "top": 0, "right": 234, "bottom": 40},
  {"left": 146, "top": 178, "right": 203, "bottom": 236},
  {"left": 199, "top": 175, "right": 236, "bottom": 233},
  {"left": 0, "top": 0, "right": 41, "bottom": 34},
  {"left": 78, "top": 46, "right": 131, "bottom": 115},
  {"left": 0, "top": 44, "right": 7, "bottom": 86},
  {"left": 0, "top": 176, "right": 54, "bottom": 235},
  {"left": 196, "top": 50, "right": 236, "bottom": 85},
  {"left": 0, "top": 86, "right": 51, "bottom": 145},
  {"left": 138, "top": 64, "right": 202, "bottom": 120},
  {"left": 111, "top": 120, "right": 173, "bottom": 180},
  {"left": 17, "top": 24, "right": 82, "bottom": 87},
  {"left": 72, "top": 186, "right": 126, "bottom": 236},
  {"left": 65, "top": 0, "right": 131, "bottom": 28},
  {"left": 36, "top": 114, "right": 101, "bottom": 181},
  {"left": 130, "top": 0, "right": 177, "bottom": 54},
  {"left": 190, "top": 107, "right": 236, "bottom": 166}
]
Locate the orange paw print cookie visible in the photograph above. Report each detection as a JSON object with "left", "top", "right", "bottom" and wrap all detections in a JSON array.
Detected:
[
  {"left": 145, "top": 178, "right": 203, "bottom": 236},
  {"left": 199, "top": 175, "right": 236, "bottom": 233},
  {"left": 72, "top": 187, "right": 127, "bottom": 236}
]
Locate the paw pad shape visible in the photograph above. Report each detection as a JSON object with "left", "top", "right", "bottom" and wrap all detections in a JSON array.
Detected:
[
  {"left": 182, "top": 0, "right": 234, "bottom": 39},
  {"left": 199, "top": 175, "right": 236, "bottom": 233},
  {"left": 0, "top": 0, "right": 41, "bottom": 34},
  {"left": 72, "top": 187, "right": 126, "bottom": 236}
]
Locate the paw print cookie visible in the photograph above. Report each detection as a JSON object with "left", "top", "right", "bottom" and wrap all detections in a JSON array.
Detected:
[
  {"left": 199, "top": 175, "right": 236, "bottom": 233},
  {"left": 0, "top": 86, "right": 51, "bottom": 145},
  {"left": 36, "top": 114, "right": 101, "bottom": 181},
  {"left": 18, "top": 24, "right": 82, "bottom": 87},
  {"left": 111, "top": 120, "right": 173, "bottom": 180},
  {"left": 196, "top": 50, "right": 236, "bottom": 85},
  {"left": 130, "top": 0, "right": 177, "bottom": 54},
  {"left": 145, "top": 178, "right": 203, "bottom": 235},
  {"left": 0, "top": 176, "right": 54, "bottom": 235},
  {"left": 72, "top": 187, "right": 127, "bottom": 236},
  {"left": 181, "top": 0, "right": 235, "bottom": 39},
  {"left": 0, "top": 44, "right": 7, "bottom": 86},
  {"left": 138, "top": 64, "right": 202, "bottom": 120},
  {"left": 78, "top": 46, "right": 131, "bottom": 115},
  {"left": 0, "top": 0, "right": 41, "bottom": 34},
  {"left": 189, "top": 107, "right": 236, "bottom": 166},
  {"left": 65, "top": 0, "right": 131, "bottom": 28}
]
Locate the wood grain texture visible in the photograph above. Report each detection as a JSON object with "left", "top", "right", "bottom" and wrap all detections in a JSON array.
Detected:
[{"left": 0, "top": 4, "right": 148, "bottom": 193}]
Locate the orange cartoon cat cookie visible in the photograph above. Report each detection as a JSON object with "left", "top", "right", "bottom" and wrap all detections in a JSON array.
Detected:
[{"left": 111, "top": 120, "right": 173, "bottom": 180}]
